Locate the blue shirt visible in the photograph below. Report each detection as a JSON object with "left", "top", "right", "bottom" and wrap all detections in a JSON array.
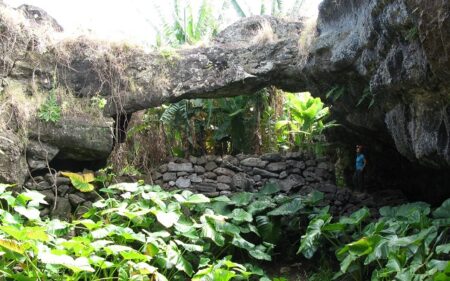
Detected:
[{"left": 356, "top": 154, "right": 365, "bottom": 171}]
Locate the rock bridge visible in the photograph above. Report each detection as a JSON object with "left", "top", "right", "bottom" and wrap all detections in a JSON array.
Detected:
[{"left": 0, "top": 0, "right": 449, "bottom": 202}]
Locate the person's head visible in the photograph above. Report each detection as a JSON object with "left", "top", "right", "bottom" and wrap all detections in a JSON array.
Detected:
[{"left": 356, "top": 144, "right": 363, "bottom": 153}]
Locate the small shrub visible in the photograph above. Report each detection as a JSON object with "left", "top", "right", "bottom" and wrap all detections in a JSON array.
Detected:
[{"left": 38, "top": 93, "right": 61, "bottom": 123}]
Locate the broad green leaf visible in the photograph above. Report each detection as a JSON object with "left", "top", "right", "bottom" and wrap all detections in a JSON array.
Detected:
[
  {"left": 247, "top": 199, "right": 275, "bottom": 215},
  {"left": 39, "top": 250, "right": 94, "bottom": 272},
  {"left": 339, "top": 207, "right": 370, "bottom": 225},
  {"left": 256, "top": 215, "right": 280, "bottom": 244},
  {"left": 155, "top": 211, "right": 180, "bottom": 228},
  {"left": 201, "top": 220, "right": 225, "bottom": 246},
  {"left": 120, "top": 251, "right": 148, "bottom": 261},
  {"left": 436, "top": 243, "right": 450, "bottom": 254},
  {"left": 175, "top": 240, "right": 203, "bottom": 252},
  {"left": 184, "top": 193, "right": 210, "bottom": 204},
  {"left": 61, "top": 172, "right": 95, "bottom": 192},
  {"left": 259, "top": 183, "right": 280, "bottom": 195},
  {"left": 297, "top": 214, "right": 331, "bottom": 258},
  {"left": 14, "top": 206, "right": 40, "bottom": 220},
  {"left": 267, "top": 198, "right": 303, "bottom": 216},
  {"left": 433, "top": 199, "right": 450, "bottom": 226},
  {"left": 0, "top": 238, "right": 25, "bottom": 254},
  {"left": 230, "top": 192, "right": 253, "bottom": 206},
  {"left": 303, "top": 191, "right": 324, "bottom": 205},
  {"left": 231, "top": 209, "right": 252, "bottom": 222},
  {"left": 231, "top": 235, "right": 255, "bottom": 251}
]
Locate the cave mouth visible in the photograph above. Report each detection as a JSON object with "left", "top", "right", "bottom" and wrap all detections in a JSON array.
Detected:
[{"left": 32, "top": 157, "right": 108, "bottom": 176}]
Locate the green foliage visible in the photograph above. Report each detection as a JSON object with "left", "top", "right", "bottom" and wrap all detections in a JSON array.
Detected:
[
  {"left": 61, "top": 171, "right": 96, "bottom": 192},
  {"left": 356, "top": 87, "right": 375, "bottom": 109},
  {"left": 325, "top": 86, "right": 345, "bottom": 102},
  {"left": 276, "top": 92, "right": 337, "bottom": 153},
  {"left": 38, "top": 92, "right": 61, "bottom": 123},
  {"left": 90, "top": 95, "right": 107, "bottom": 109},
  {"left": 298, "top": 199, "right": 450, "bottom": 281},
  {"left": 0, "top": 180, "right": 325, "bottom": 280}
]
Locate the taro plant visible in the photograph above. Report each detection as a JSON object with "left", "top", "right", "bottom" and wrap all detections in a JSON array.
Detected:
[{"left": 298, "top": 200, "right": 450, "bottom": 281}]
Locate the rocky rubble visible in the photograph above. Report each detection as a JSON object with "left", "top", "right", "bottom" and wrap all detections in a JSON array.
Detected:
[{"left": 22, "top": 172, "right": 98, "bottom": 220}]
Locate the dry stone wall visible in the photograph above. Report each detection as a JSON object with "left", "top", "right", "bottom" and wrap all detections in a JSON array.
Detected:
[
  {"left": 153, "top": 152, "right": 335, "bottom": 197},
  {"left": 21, "top": 152, "right": 407, "bottom": 220}
]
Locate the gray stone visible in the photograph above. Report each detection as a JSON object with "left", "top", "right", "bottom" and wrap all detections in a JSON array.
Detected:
[
  {"left": 168, "top": 162, "right": 194, "bottom": 172},
  {"left": 74, "top": 201, "right": 93, "bottom": 218},
  {"left": 194, "top": 165, "right": 206, "bottom": 174},
  {"left": 303, "top": 170, "right": 318, "bottom": 182},
  {"left": 68, "top": 193, "right": 86, "bottom": 206},
  {"left": 279, "top": 171, "right": 288, "bottom": 179},
  {"left": 287, "top": 160, "right": 306, "bottom": 170},
  {"left": 51, "top": 197, "right": 72, "bottom": 220},
  {"left": 204, "top": 172, "right": 217, "bottom": 179},
  {"left": 35, "top": 181, "right": 52, "bottom": 191},
  {"left": 193, "top": 183, "right": 217, "bottom": 193},
  {"left": 240, "top": 157, "right": 268, "bottom": 168},
  {"left": 253, "top": 175, "right": 262, "bottom": 181},
  {"left": 169, "top": 181, "right": 176, "bottom": 187},
  {"left": 152, "top": 172, "right": 163, "bottom": 180},
  {"left": 205, "top": 161, "right": 218, "bottom": 171},
  {"left": 206, "top": 155, "right": 217, "bottom": 162},
  {"left": 285, "top": 152, "right": 303, "bottom": 160},
  {"left": 57, "top": 184, "right": 71, "bottom": 196},
  {"left": 28, "top": 116, "right": 114, "bottom": 161},
  {"left": 266, "top": 162, "right": 287, "bottom": 172},
  {"left": 305, "top": 160, "right": 316, "bottom": 167},
  {"left": 315, "top": 168, "right": 329, "bottom": 180},
  {"left": 261, "top": 153, "right": 282, "bottom": 162},
  {"left": 215, "top": 156, "right": 223, "bottom": 164},
  {"left": 38, "top": 190, "right": 55, "bottom": 205},
  {"left": 253, "top": 168, "right": 279, "bottom": 178},
  {"left": 26, "top": 140, "right": 59, "bottom": 170},
  {"left": 197, "top": 156, "right": 207, "bottom": 165},
  {"left": 217, "top": 175, "right": 232, "bottom": 184},
  {"left": 213, "top": 167, "right": 235, "bottom": 177},
  {"left": 317, "top": 162, "right": 329, "bottom": 170},
  {"left": 204, "top": 192, "right": 220, "bottom": 197},
  {"left": 176, "top": 178, "right": 191, "bottom": 188},
  {"left": 222, "top": 155, "right": 239, "bottom": 166},
  {"left": 40, "top": 208, "right": 51, "bottom": 217},
  {"left": 189, "top": 155, "right": 198, "bottom": 164},
  {"left": 220, "top": 191, "right": 232, "bottom": 196},
  {"left": 163, "top": 172, "right": 177, "bottom": 182},
  {"left": 0, "top": 131, "right": 27, "bottom": 185},
  {"left": 232, "top": 173, "right": 252, "bottom": 191},
  {"left": 316, "top": 183, "right": 338, "bottom": 194},
  {"left": 217, "top": 183, "right": 231, "bottom": 191},
  {"left": 288, "top": 168, "right": 302, "bottom": 175},
  {"left": 188, "top": 174, "right": 203, "bottom": 183},
  {"left": 279, "top": 174, "right": 306, "bottom": 192},
  {"left": 159, "top": 164, "right": 168, "bottom": 173},
  {"left": 177, "top": 171, "right": 188, "bottom": 177}
]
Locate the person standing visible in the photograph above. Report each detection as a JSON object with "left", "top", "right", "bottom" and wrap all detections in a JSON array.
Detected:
[{"left": 353, "top": 145, "right": 367, "bottom": 191}]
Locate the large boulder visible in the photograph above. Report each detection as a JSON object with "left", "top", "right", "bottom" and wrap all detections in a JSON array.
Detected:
[
  {"left": 0, "top": 130, "right": 27, "bottom": 184},
  {"left": 28, "top": 116, "right": 114, "bottom": 161}
]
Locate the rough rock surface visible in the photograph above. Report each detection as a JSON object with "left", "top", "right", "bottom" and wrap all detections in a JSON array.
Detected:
[
  {"left": 0, "top": 1, "right": 449, "bottom": 201},
  {"left": 0, "top": 131, "right": 27, "bottom": 184},
  {"left": 156, "top": 153, "right": 335, "bottom": 195}
]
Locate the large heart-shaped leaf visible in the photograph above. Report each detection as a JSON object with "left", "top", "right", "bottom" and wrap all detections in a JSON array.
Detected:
[{"left": 61, "top": 172, "right": 95, "bottom": 192}]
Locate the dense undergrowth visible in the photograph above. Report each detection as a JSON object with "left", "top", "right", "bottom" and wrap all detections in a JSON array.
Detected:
[{"left": 0, "top": 180, "right": 448, "bottom": 281}]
